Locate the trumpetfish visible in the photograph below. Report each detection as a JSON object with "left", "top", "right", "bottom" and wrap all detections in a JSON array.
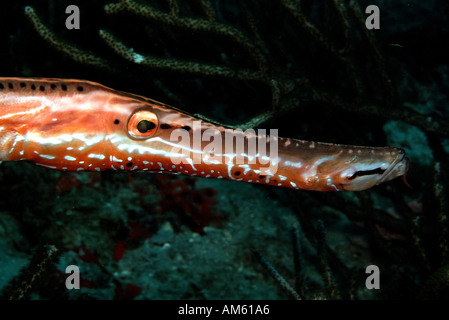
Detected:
[{"left": 0, "top": 77, "right": 409, "bottom": 191}]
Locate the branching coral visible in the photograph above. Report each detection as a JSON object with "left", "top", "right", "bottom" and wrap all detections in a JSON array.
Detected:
[
  {"left": 23, "top": 0, "right": 449, "bottom": 134},
  {"left": 0, "top": 245, "right": 60, "bottom": 300},
  {"left": 255, "top": 223, "right": 338, "bottom": 300}
]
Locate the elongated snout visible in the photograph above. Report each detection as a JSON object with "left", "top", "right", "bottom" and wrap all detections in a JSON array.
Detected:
[{"left": 339, "top": 148, "right": 409, "bottom": 191}]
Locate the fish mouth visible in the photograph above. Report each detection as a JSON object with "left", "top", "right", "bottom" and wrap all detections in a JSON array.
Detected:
[
  {"left": 376, "top": 151, "right": 409, "bottom": 185},
  {"left": 341, "top": 149, "right": 410, "bottom": 191}
]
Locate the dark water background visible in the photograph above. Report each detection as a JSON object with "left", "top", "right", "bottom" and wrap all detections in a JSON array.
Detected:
[{"left": 0, "top": 0, "right": 448, "bottom": 300}]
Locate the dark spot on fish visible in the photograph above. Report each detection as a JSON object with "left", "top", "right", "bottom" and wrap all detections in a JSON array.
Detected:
[
  {"left": 161, "top": 124, "right": 172, "bottom": 129},
  {"left": 0, "top": 83, "right": 4, "bottom": 89},
  {"left": 235, "top": 171, "right": 241, "bottom": 176},
  {"left": 20, "top": 82, "right": 26, "bottom": 88},
  {"left": 114, "top": 119, "right": 120, "bottom": 125},
  {"left": 181, "top": 125, "right": 191, "bottom": 131},
  {"left": 39, "top": 86, "right": 45, "bottom": 91},
  {"left": 51, "top": 84, "right": 57, "bottom": 90},
  {"left": 8, "top": 83, "right": 13, "bottom": 89},
  {"left": 126, "top": 162, "right": 133, "bottom": 168},
  {"left": 61, "top": 84, "right": 67, "bottom": 91},
  {"left": 77, "top": 86, "right": 84, "bottom": 92},
  {"left": 31, "top": 84, "right": 36, "bottom": 90}
]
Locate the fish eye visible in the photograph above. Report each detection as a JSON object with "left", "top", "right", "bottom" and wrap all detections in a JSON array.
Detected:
[
  {"left": 137, "top": 120, "right": 156, "bottom": 133},
  {"left": 128, "top": 110, "right": 158, "bottom": 139}
]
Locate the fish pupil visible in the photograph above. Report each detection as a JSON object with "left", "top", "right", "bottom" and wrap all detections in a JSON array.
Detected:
[{"left": 137, "top": 120, "right": 155, "bottom": 133}]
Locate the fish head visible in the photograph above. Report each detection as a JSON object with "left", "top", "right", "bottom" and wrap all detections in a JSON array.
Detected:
[
  {"left": 333, "top": 147, "right": 410, "bottom": 191},
  {"left": 103, "top": 97, "right": 197, "bottom": 171}
]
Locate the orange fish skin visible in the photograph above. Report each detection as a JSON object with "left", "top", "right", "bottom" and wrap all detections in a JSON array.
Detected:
[{"left": 0, "top": 77, "right": 409, "bottom": 191}]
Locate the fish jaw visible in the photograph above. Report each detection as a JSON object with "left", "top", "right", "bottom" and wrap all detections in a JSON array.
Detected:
[{"left": 335, "top": 148, "right": 410, "bottom": 191}]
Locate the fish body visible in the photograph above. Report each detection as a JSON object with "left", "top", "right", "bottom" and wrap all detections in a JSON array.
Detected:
[{"left": 0, "top": 77, "right": 409, "bottom": 191}]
